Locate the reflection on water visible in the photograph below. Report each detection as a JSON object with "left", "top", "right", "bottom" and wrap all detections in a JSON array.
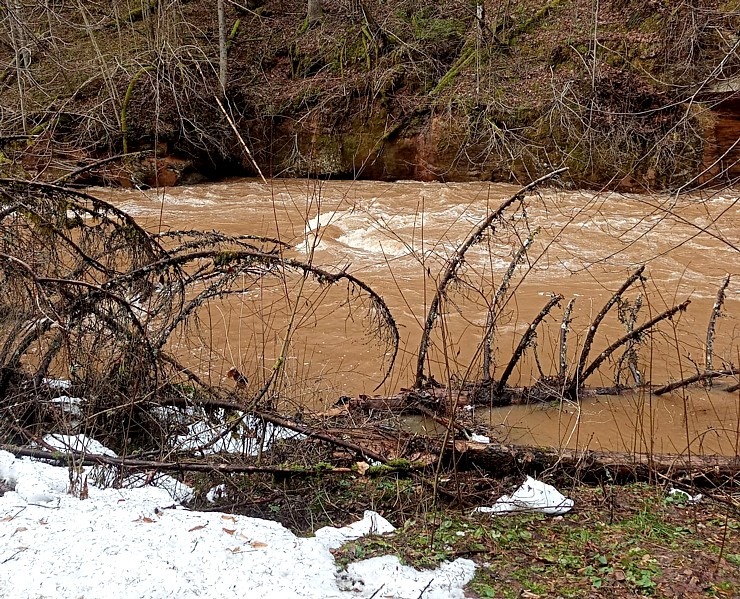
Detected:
[
  {"left": 479, "top": 391, "right": 740, "bottom": 456},
  {"left": 95, "top": 179, "right": 740, "bottom": 455}
]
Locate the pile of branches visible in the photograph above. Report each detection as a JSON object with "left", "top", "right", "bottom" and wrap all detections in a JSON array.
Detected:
[
  {"left": 409, "top": 169, "right": 736, "bottom": 408},
  {"left": 0, "top": 178, "right": 398, "bottom": 459}
]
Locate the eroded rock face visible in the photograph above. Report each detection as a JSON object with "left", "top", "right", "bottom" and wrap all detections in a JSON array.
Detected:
[
  {"left": 702, "top": 96, "right": 740, "bottom": 185},
  {"left": 105, "top": 154, "right": 203, "bottom": 188},
  {"left": 135, "top": 155, "right": 195, "bottom": 188},
  {"left": 262, "top": 110, "right": 521, "bottom": 183}
]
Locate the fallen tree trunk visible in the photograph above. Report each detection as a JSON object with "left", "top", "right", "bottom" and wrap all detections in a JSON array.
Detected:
[
  {"left": 4, "top": 438, "right": 739, "bottom": 488},
  {"left": 0, "top": 445, "right": 355, "bottom": 476},
  {"left": 445, "top": 439, "right": 740, "bottom": 486},
  {"left": 344, "top": 382, "right": 626, "bottom": 415}
]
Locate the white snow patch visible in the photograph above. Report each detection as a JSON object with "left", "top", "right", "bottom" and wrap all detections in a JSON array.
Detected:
[
  {"left": 124, "top": 472, "right": 194, "bottom": 503},
  {"left": 0, "top": 450, "right": 71, "bottom": 503},
  {"left": 0, "top": 450, "right": 476, "bottom": 598},
  {"left": 206, "top": 484, "right": 227, "bottom": 503},
  {"left": 47, "top": 395, "right": 83, "bottom": 418},
  {"left": 42, "top": 378, "right": 71, "bottom": 390},
  {"left": 469, "top": 434, "right": 490, "bottom": 444},
  {"left": 42, "top": 434, "right": 118, "bottom": 457},
  {"left": 175, "top": 413, "right": 305, "bottom": 456},
  {"left": 338, "top": 555, "right": 476, "bottom": 599},
  {"left": 314, "top": 510, "right": 395, "bottom": 550},
  {"left": 668, "top": 487, "right": 703, "bottom": 504}
]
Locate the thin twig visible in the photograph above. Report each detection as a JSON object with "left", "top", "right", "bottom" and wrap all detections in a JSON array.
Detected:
[
  {"left": 482, "top": 229, "right": 537, "bottom": 381},
  {"left": 213, "top": 95, "right": 267, "bottom": 184}
]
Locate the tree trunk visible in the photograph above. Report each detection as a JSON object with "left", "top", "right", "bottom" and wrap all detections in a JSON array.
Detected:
[
  {"left": 446, "top": 439, "right": 740, "bottom": 486},
  {"left": 217, "top": 0, "right": 227, "bottom": 94},
  {"left": 307, "top": 0, "right": 322, "bottom": 25}
]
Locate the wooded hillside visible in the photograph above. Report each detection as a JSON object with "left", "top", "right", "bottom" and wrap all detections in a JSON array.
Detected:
[{"left": 1, "top": 0, "right": 739, "bottom": 188}]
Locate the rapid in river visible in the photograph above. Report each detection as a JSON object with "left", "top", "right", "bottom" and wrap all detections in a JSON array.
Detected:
[{"left": 94, "top": 178, "right": 740, "bottom": 456}]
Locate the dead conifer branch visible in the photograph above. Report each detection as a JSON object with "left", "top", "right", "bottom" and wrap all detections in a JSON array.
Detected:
[
  {"left": 156, "top": 230, "right": 288, "bottom": 255},
  {"left": 0, "top": 179, "right": 399, "bottom": 460},
  {"left": 0, "top": 178, "right": 168, "bottom": 263},
  {"left": 705, "top": 274, "right": 731, "bottom": 385}
]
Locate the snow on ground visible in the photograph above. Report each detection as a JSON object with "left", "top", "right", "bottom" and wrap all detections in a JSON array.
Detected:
[
  {"left": 174, "top": 412, "right": 306, "bottom": 456},
  {"left": 43, "top": 434, "right": 118, "bottom": 457},
  {"left": 0, "top": 445, "right": 475, "bottom": 599}
]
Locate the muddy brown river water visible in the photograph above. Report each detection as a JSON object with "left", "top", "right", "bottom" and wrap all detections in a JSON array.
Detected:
[{"left": 95, "top": 179, "right": 740, "bottom": 456}]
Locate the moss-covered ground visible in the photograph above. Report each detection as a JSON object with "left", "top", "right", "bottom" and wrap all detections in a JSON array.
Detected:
[
  {"left": 192, "top": 468, "right": 740, "bottom": 598},
  {"left": 333, "top": 482, "right": 740, "bottom": 598}
]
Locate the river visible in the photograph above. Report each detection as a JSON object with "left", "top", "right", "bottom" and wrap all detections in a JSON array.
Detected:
[{"left": 94, "top": 178, "right": 740, "bottom": 456}]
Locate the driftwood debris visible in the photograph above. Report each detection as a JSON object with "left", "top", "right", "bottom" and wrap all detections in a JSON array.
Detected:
[
  {"left": 0, "top": 445, "right": 356, "bottom": 477},
  {"left": 341, "top": 382, "right": 625, "bottom": 417},
  {"left": 654, "top": 369, "right": 738, "bottom": 396},
  {"left": 567, "top": 266, "right": 646, "bottom": 395},
  {"left": 705, "top": 274, "right": 731, "bottom": 380}
]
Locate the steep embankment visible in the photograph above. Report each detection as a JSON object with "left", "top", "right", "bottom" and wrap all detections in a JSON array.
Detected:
[{"left": 0, "top": 0, "right": 738, "bottom": 189}]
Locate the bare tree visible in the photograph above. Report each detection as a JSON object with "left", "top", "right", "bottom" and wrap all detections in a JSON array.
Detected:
[
  {"left": 218, "top": 0, "right": 228, "bottom": 94},
  {"left": 5, "top": 0, "right": 29, "bottom": 132}
]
